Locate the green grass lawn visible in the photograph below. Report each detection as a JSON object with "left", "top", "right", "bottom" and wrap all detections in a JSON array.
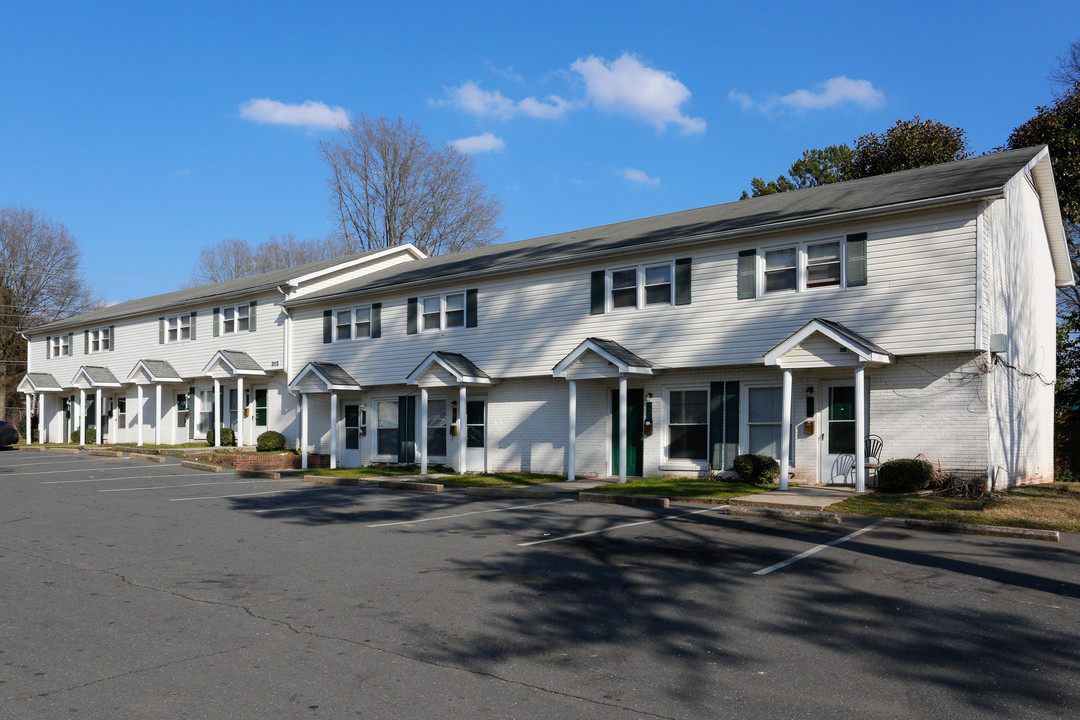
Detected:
[
  {"left": 304, "top": 464, "right": 455, "bottom": 478},
  {"left": 584, "top": 476, "right": 776, "bottom": 499},
  {"left": 833, "top": 482, "right": 1080, "bottom": 533},
  {"left": 434, "top": 473, "right": 567, "bottom": 488}
]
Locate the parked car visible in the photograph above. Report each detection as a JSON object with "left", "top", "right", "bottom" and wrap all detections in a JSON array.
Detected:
[{"left": 0, "top": 420, "right": 20, "bottom": 446}]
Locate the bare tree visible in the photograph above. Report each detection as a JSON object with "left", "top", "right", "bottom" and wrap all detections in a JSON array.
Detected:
[
  {"left": 1051, "top": 39, "right": 1080, "bottom": 95},
  {"left": 185, "top": 233, "right": 353, "bottom": 287},
  {"left": 0, "top": 206, "right": 99, "bottom": 419},
  {"left": 319, "top": 114, "right": 503, "bottom": 256}
]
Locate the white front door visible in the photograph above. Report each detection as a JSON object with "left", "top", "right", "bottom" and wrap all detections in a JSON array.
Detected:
[
  {"left": 465, "top": 400, "right": 486, "bottom": 473},
  {"left": 821, "top": 382, "right": 856, "bottom": 484}
]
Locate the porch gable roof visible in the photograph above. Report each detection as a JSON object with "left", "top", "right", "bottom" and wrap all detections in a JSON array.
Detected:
[
  {"left": 18, "top": 373, "right": 63, "bottom": 393},
  {"left": 202, "top": 350, "right": 267, "bottom": 377},
  {"left": 127, "top": 359, "right": 184, "bottom": 384},
  {"left": 763, "top": 318, "right": 893, "bottom": 367},
  {"left": 552, "top": 337, "right": 655, "bottom": 378},
  {"left": 406, "top": 351, "right": 493, "bottom": 386},
  {"left": 72, "top": 365, "right": 122, "bottom": 388},
  {"left": 288, "top": 362, "right": 363, "bottom": 392}
]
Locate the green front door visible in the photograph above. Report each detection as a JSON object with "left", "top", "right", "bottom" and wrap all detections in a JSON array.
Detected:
[{"left": 611, "top": 388, "right": 644, "bottom": 477}]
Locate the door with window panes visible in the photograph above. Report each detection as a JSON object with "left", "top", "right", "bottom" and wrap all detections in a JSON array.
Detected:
[
  {"left": 821, "top": 382, "right": 858, "bottom": 484},
  {"left": 465, "top": 400, "right": 486, "bottom": 472},
  {"left": 343, "top": 404, "right": 363, "bottom": 467}
]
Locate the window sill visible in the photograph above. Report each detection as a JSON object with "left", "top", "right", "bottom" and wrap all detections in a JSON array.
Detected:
[{"left": 659, "top": 461, "right": 709, "bottom": 472}]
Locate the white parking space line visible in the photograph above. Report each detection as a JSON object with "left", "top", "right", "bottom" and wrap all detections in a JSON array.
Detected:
[
  {"left": 100, "top": 479, "right": 291, "bottom": 493},
  {"left": 170, "top": 488, "right": 304, "bottom": 501},
  {"left": 20, "top": 465, "right": 164, "bottom": 478},
  {"left": 43, "top": 471, "right": 208, "bottom": 485},
  {"left": 517, "top": 506, "right": 722, "bottom": 546},
  {"left": 369, "top": 499, "right": 575, "bottom": 527},
  {"left": 752, "top": 520, "right": 886, "bottom": 576}
]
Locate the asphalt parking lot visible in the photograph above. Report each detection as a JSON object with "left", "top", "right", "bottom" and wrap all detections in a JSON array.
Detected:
[{"left": 1, "top": 450, "right": 1079, "bottom": 719}]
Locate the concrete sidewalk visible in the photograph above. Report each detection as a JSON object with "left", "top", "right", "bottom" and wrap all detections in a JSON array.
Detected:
[{"left": 730, "top": 484, "right": 863, "bottom": 511}]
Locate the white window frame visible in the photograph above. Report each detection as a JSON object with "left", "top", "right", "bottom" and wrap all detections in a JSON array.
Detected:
[
  {"left": 165, "top": 314, "right": 191, "bottom": 344},
  {"left": 426, "top": 397, "right": 449, "bottom": 459},
  {"left": 374, "top": 399, "right": 400, "bottom": 459},
  {"left": 420, "top": 292, "right": 466, "bottom": 332},
  {"left": 88, "top": 327, "right": 111, "bottom": 353},
  {"left": 50, "top": 335, "right": 70, "bottom": 358},
  {"left": 755, "top": 236, "right": 847, "bottom": 296},
  {"left": 606, "top": 261, "right": 674, "bottom": 312},
  {"left": 220, "top": 304, "right": 249, "bottom": 334},
  {"left": 333, "top": 305, "right": 372, "bottom": 342},
  {"left": 740, "top": 382, "right": 789, "bottom": 464},
  {"left": 664, "top": 386, "right": 710, "bottom": 464}
]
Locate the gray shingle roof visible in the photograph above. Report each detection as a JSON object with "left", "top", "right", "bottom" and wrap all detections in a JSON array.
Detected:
[
  {"left": 218, "top": 351, "right": 263, "bottom": 373},
  {"left": 311, "top": 362, "right": 361, "bottom": 388},
  {"left": 813, "top": 318, "right": 891, "bottom": 357},
  {"left": 31, "top": 249, "right": 390, "bottom": 334},
  {"left": 290, "top": 147, "right": 1047, "bottom": 305},
  {"left": 80, "top": 366, "right": 121, "bottom": 385},
  {"left": 134, "top": 360, "right": 183, "bottom": 381},
  {"left": 23, "top": 373, "right": 62, "bottom": 391},
  {"left": 587, "top": 338, "right": 653, "bottom": 369},
  {"left": 432, "top": 352, "right": 490, "bottom": 379}
]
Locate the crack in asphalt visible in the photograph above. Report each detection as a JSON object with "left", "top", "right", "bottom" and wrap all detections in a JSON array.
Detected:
[{"left": 2, "top": 545, "right": 680, "bottom": 719}]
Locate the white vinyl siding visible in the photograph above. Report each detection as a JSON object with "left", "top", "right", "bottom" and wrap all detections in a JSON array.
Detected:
[{"left": 291, "top": 206, "right": 980, "bottom": 385}]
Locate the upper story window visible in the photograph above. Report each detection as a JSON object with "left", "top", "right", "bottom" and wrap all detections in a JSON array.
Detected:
[
  {"left": 222, "top": 304, "right": 249, "bottom": 334},
  {"left": 590, "top": 258, "right": 691, "bottom": 315},
  {"left": 323, "top": 303, "right": 381, "bottom": 344},
  {"left": 407, "top": 290, "right": 477, "bottom": 335},
  {"left": 166, "top": 314, "right": 191, "bottom": 343},
  {"left": 49, "top": 333, "right": 71, "bottom": 358},
  {"left": 739, "top": 233, "right": 866, "bottom": 299},
  {"left": 335, "top": 306, "right": 372, "bottom": 341},
  {"left": 87, "top": 327, "right": 111, "bottom": 353}
]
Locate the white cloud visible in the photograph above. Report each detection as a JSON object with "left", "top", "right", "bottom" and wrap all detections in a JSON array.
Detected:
[
  {"left": 778, "top": 76, "right": 885, "bottom": 110},
  {"left": 620, "top": 167, "right": 659, "bottom": 186},
  {"left": 571, "top": 54, "right": 705, "bottom": 134},
  {"left": 436, "top": 81, "right": 572, "bottom": 120},
  {"left": 450, "top": 133, "right": 506, "bottom": 154},
  {"left": 239, "top": 98, "right": 348, "bottom": 129},
  {"left": 730, "top": 76, "right": 885, "bottom": 113}
]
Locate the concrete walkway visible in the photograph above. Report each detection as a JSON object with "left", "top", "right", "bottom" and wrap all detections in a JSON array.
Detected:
[{"left": 730, "top": 484, "right": 863, "bottom": 511}]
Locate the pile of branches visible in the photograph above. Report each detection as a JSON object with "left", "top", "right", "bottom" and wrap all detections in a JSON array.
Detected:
[{"left": 916, "top": 454, "right": 990, "bottom": 498}]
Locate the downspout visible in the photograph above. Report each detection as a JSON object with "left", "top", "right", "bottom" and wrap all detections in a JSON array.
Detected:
[{"left": 277, "top": 285, "right": 300, "bottom": 448}]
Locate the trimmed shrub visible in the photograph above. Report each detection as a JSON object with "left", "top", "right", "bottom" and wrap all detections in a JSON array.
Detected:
[
  {"left": 205, "top": 427, "right": 237, "bottom": 447},
  {"left": 732, "top": 453, "right": 781, "bottom": 484},
  {"left": 877, "top": 458, "right": 935, "bottom": 493},
  {"left": 17, "top": 417, "right": 39, "bottom": 443},
  {"left": 70, "top": 429, "right": 80, "bottom": 445},
  {"left": 257, "top": 430, "right": 286, "bottom": 452},
  {"left": 84, "top": 428, "right": 96, "bottom": 444}
]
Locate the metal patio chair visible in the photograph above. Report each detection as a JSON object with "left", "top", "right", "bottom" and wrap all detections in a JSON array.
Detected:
[{"left": 864, "top": 434, "right": 884, "bottom": 487}]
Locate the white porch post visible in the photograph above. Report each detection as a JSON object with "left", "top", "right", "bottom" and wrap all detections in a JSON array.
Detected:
[
  {"left": 25, "top": 394, "right": 31, "bottom": 442},
  {"left": 38, "top": 395, "right": 45, "bottom": 444},
  {"left": 236, "top": 377, "right": 244, "bottom": 447},
  {"left": 567, "top": 380, "right": 577, "bottom": 481},
  {"left": 213, "top": 378, "right": 221, "bottom": 448},
  {"left": 154, "top": 384, "right": 162, "bottom": 445},
  {"left": 419, "top": 387, "right": 428, "bottom": 475},
  {"left": 135, "top": 384, "right": 143, "bottom": 447},
  {"left": 618, "top": 375, "right": 627, "bottom": 483},
  {"left": 78, "top": 388, "right": 86, "bottom": 443},
  {"left": 329, "top": 391, "right": 338, "bottom": 469},
  {"left": 95, "top": 388, "right": 102, "bottom": 444},
  {"left": 458, "top": 385, "right": 467, "bottom": 473},
  {"left": 780, "top": 369, "right": 793, "bottom": 490},
  {"left": 301, "top": 392, "right": 309, "bottom": 470},
  {"left": 854, "top": 365, "right": 866, "bottom": 493}
]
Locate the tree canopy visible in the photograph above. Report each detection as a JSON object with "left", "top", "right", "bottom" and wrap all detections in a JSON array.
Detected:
[
  {"left": 740, "top": 117, "right": 969, "bottom": 198},
  {"left": 319, "top": 114, "right": 503, "bottom": 256},
  {"left": 0, "top": 206, "right": 99, "bottom": 418}
]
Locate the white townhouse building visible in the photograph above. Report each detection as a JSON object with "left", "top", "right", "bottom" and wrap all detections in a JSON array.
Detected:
[
  {"left": 19, "top": 245, "right": 424, "bottom": 450},
  {"left": 21, "top": 146, "right": 1074, "bottom": 490}
]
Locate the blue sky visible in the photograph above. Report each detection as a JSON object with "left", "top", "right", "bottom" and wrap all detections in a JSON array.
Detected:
[{"left": 2, "top": 1, "right": 1077, "bottom": 304}]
